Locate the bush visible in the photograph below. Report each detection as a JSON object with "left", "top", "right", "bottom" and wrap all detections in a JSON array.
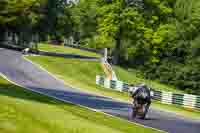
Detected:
[{"left": 141, "top": 59, "right": 200, "bottom": 95}]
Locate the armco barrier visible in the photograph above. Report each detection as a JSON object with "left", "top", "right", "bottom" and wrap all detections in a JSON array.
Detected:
[
  {"left": 96, "top": 75, "right": 200, "bottom": 110},
  {"left": 64, "top": 44, "right": 102, "bottom": 54},
  {"left": 38, "top": 50, "right": 99, "bottom": 60},
  {"left": 96, "top": 75, "right": 129, "bottom": 92}
]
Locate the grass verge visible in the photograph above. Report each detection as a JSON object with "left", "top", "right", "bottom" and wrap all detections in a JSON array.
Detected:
[
  {"left": 38, "top": 43, "right": 101, "bottom": 58},
  {"left": 26, "top": 56, "right": 200, "bottom": 119},
  {"left": 38, "top": 43, "right": 185, "bottom": 94},
  {"left": 0, "top": 75, "right": 161, "bottom": 133}
]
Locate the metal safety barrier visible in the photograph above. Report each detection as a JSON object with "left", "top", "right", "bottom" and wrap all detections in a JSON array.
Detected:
[{"left": 96, "top": 75, "right": 200, "bottom": 110}]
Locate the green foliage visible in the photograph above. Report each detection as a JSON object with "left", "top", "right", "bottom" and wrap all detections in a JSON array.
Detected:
[
  {"left": 71, "top": 0, "right": 98, "bottom": 43},
  {"left": 0, "top": 0, "right": 73, "bottom": 44},
  {"left": 0, "top": 0, "right": 44, "bottom": 26},
  {"left": 1, "top": 0, "right": 200, "bottom": 94},
  {"left": 71, "top": 0, "right": 200, "bottom": 94}
]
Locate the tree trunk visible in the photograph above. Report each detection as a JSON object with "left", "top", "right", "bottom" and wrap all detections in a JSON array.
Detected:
[
  {"left": 0, "top": 27, "right": 5, "bottom": 43},
  {"left": 12, "top": 32, "right": 16, "bottom": 45},
  {"left": 112, "top": 38, "right": 120, "bottom": 65},
  {"left": 112, "top": 27, "right": 122, "bottom": 65}
]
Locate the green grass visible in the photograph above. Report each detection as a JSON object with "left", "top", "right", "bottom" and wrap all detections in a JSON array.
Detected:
[
  {"left": 153, "top": 101, "right": 200, "bottom": 118},
  {"left": 38, "top": 43, "right": 184, "bottom": 92},
  {"left": 38, "top": 43, "right": 101, "bottom": 58},
  {"left": 0, "top": 76, "right": 161, "bottom": 133},
  {"left": 27, "top": 56, "right": 130, "bottom": 101},
  {"left": 27, "top": 56, "right": 200, "bottom": 119}
]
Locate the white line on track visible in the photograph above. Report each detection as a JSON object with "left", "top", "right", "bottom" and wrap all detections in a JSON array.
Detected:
[{"left": 0, "top": 55, "right": 167, "bottom": 133}]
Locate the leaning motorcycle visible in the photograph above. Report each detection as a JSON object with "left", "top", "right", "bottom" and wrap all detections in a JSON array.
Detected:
[{"left": 131, "top": 99, "right": 148, "bottom": 119}]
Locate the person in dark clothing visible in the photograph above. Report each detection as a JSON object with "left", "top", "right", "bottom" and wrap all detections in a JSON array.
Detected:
[{"left": 129, "top": 83, "right": 151, "bottom": 119}]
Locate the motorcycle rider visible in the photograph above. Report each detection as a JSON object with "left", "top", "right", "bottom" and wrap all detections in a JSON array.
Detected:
[{"left": 129, "top": 83, "right": 151, "bottom": 119}]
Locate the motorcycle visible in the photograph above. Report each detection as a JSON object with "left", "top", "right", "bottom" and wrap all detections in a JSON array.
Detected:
[{"left": 131, "top": 99, "right": 148, "bottom": 119}]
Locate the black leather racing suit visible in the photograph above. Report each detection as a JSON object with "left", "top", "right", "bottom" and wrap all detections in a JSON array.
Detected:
[{"left": 131, "top": 85, "right": 151, "bottom": 116}]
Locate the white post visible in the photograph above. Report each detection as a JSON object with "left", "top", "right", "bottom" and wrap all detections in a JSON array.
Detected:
[
  {"left": 104, "top": 48, "right": 108, "bottom": 62},
  {"left": 183, "top": 94, "right": 197, "bottom": 109},
  {"left": 64, "top": 38, "right": 67, "bottom": 45},
  {"left": 96, "top": 75, "right": 100, "bottom": 85},
  {"left": 161, "top": 91, "right": 172, "bottom": 105},
  {"left": 116, "top": 81, "right": 123, "bottom": 92},
  {"left": 15, "top": 33, "right": 18, "bottom": 44},
  {"left": 104, "top": 78, "right": 110, "bottom": 88}
]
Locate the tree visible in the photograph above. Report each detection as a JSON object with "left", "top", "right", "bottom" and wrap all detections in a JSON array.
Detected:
[
  {"left": 0, "top": 0, "right": 74, "bottom": 45},
  {"left": 96, "top": 0, "right": 145, "bottom": 64},
  {"left": 38, "top": 0, "right": 73, "bottom": 42},
  {"left": 0, "top": 0, "right": 46, "bottom": 46},
  {"left": 71, "top": 0, "right": 99, "bottom": 45}
]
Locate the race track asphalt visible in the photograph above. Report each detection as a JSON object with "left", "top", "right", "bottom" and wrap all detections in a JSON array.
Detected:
[{"left": 0, "top": 48, "right": 199, "bottom": 133}]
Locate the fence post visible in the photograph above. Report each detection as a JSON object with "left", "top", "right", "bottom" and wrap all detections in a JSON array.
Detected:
[
  {"left": 116, "top": 81, "right": 123, "bottom": 92},
  {"left": 110, "top": 80, "right": 117, "bottom": 90},
  {"left": 96, "top": 75, "right": 100, "bottom": 85},
  {"left": 161, "top": 91, "right": 173, "bottom": 105},
  {"left": 183, "top": 94, "right": 197, "bottom": 109},
  {"left": 172, "top": 93, "right": 184, "bottom": 106},
  {"left": 95, "top": 75, "right": 200, "bottom": 110},
  {"left": 152, "top": 90, "right": 162, "bottom": 101},
  {"left": 195, "top": 96, "right": 200, "bottom": 109},
  {"left": 104, "top": 78, "right": 110, "bottom": 88}
]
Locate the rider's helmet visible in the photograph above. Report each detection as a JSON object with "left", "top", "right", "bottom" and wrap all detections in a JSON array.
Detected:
[
  {"left": 137, "top": 83, "right": 149, "bottom": 101},
  {"left": 138, "top": 83, "right": 147, "bottom": 88}
]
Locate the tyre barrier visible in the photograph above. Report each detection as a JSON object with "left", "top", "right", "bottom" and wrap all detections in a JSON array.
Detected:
[{"left": 96, "top": 75, "right": 200, "bottom": 110}]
